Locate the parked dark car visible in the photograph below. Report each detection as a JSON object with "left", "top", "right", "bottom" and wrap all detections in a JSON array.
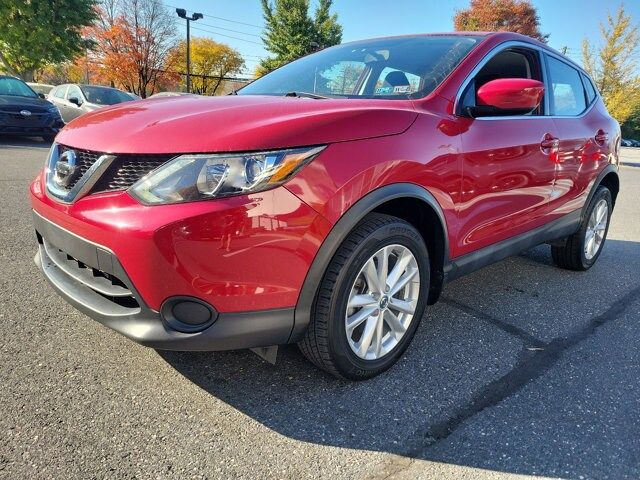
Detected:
[
  {"left": 47, "top": 84, "right": 136, "bottom": 123},
  {"left": 0, "top": 76, "right": 64, "bottom": 142}
]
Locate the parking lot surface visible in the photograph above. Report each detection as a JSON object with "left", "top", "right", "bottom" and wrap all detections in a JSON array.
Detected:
[{"left": 1, "top": 138, "right": 639, "bottom": 479}]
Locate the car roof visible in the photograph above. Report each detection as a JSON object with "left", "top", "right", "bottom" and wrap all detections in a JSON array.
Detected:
[{"left": 335, "top": 31, "right": 587, "bottom": 74}]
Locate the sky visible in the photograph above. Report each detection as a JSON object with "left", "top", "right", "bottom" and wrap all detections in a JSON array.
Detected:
[{"left": 163, "top": 0, "right": 640, "bottom": 77}]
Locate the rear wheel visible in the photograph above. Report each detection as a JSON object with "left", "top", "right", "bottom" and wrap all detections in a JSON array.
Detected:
[
  {"left": 299, "top": 213, "right": 429, "bottom": 380},
  {"left": 551, "top": 186, "right": 612, "bottom": 270}
]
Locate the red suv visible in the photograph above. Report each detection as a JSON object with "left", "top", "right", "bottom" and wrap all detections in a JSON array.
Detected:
[{"left": 31, "top": 32, "right": 620, "bottom": 379}]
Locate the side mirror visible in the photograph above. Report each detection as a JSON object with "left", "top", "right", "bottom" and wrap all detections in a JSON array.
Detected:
[
  {"left": 68, "top": 96, "right": 82, "bottom": 107},
  {"left": 465, "top": 78, "right": 544, "bottom": 118},
  {"left": 38, "top": 93, "right": 46, "bottom": 99}
]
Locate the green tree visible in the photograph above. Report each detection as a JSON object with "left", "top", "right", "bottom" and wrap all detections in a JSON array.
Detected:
[
  {"left": 0, "top": 0, "right": 98, "bottom": 81},
  {"left": 258, "top": 0, "right": 342, "bottom": 76},
  {"left": 167, "top": 37, "right": 245, "bottom": 95},
  {"left": 582, "top": 4, "right": 640, "bottom": 125}
]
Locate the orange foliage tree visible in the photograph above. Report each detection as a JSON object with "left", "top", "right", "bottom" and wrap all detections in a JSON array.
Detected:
[
  {"left": 84, "top": 0, "right": 179, "bottom": 97},
  {"left": 453, "top": 0, "right": 548, "bottom": 42}
]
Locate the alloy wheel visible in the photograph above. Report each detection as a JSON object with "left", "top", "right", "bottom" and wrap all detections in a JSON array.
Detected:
[
  {"left": 584, "top": 198, "right": 608, "bottom": 260},
  {"left": 344, "top": 244, "right": 420, "bottom": 360}
]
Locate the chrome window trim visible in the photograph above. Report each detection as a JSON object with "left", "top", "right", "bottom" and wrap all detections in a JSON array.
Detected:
[
  {"left": 45, "top": 143, "right": 116, "bottom": 204},
  {"left": 453, "top": 40, "right": 597, "bottom": 121}
]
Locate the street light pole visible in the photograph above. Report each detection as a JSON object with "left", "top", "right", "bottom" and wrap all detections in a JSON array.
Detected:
[{"left": 176, "top": 8, "right": 203, "bottom": 93}]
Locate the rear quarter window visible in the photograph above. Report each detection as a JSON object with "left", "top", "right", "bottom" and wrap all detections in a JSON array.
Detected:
[{"left": 581, "top": 73, "right": 597, "bottom": 104}]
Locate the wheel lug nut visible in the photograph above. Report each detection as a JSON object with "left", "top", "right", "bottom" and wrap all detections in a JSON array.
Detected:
[{"left": 384, "top": 286, "right": 390, "bottom": 293}]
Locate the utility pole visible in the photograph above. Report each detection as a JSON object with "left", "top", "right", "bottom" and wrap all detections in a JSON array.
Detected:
[
  {"left": 85, "top": 46, "right": 90, "bottom": 84},
  {"left": 176, "top": 8, "right": 203, "bottom": 93}
]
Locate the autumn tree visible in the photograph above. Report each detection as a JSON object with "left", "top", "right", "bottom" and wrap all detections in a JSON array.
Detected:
[
  {"left": 582, "top": 4, "right": 640, "bottom": 125},
  {"left": 0, "top": 0, "right": 97, "bottom": 81},
  {"left": 453, "top": 0, "right": 547, "bottom": 42},
  {"left": 167, "top": 38, "right": 244, "bottom": 95},
  {"left": 258, "top": 0, "right": 342, "bottom": 76},
  {"left": 36, "top": 61, "right": 87, "bottom": 85},
  {"left": 86, "top": 0, "right": 178, "bottom": 97}
]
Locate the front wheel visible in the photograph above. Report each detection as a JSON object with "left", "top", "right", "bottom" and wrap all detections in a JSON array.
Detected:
[{"left": 299, "top": 213, "right": 429, "bottom": 380}]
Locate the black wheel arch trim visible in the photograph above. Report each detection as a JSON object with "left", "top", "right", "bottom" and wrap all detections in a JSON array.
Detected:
[
  {"left": 582, "top": 164, "right": 619, "bottom": 221},
  {"left": 289, "top": 182, "right": 450, "bottom": 342}
]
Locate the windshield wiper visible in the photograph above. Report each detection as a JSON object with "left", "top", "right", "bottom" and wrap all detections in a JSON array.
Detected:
[{"left": 284, "top": 91, "right": 331, "bottom": 99}]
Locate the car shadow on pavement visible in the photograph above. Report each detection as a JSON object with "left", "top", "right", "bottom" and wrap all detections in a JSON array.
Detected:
[{"left": 159, "top": 239, "right": 640, "bottom": 479}]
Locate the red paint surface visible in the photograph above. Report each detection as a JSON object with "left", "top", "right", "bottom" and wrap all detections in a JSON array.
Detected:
[
  {"left": 476, "top": 78, "right": 544, "bottom": 111},
  {"left": 31, "top": 31, "right": 620, "bottom": 314}
]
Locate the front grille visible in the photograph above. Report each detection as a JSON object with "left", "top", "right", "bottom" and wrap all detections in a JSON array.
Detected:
[
  {"left": 56, "top": 145, "right": 173, "bottom": 193},
  {"left": 91, "top": 155, "right": 174, "bottom": 192},
  {"left": 2, "top": 112, "right": 47, "bottom": 126},
  {"left": 0, "top": 106, "right": 47, "bottom": 114}
]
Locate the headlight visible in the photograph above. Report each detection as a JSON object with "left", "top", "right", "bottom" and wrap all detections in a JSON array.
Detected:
[{"left": 129, "top": 145, "right": 325, "bottom": 205}]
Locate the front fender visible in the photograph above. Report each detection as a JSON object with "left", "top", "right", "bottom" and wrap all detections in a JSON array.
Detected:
[{"left": 289, "top": 182, "right": 449, "bottom": 341}]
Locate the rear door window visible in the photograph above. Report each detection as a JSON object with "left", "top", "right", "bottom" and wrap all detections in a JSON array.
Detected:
[{"left": 546, "top": 56, "right": 587, "bottom": 116}]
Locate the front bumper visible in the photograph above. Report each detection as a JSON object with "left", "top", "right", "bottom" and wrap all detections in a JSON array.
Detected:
[
  {"left": 0, "top": 113, "right": 63, "bottom": 137},
  {"left": 33, "top": 211, "right": 295, "bottom": 350}
]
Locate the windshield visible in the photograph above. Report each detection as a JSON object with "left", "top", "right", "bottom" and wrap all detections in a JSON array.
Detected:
[
  {"left": 239, "top": 35, "right": 480, "bottom": 99},
  {"left": 80, "top": 86, "right": 134, "bottom": 105},
  {"left": 0, "top": 77, "right": 38, "bottom": 98}
]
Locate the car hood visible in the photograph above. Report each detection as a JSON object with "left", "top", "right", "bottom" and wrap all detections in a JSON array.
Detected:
[
  {"left": 0, "top": 94, "right": 53, "bottom": 112},
  {"left": 56, "top": 95, "right": 417, "bottom": 153}
]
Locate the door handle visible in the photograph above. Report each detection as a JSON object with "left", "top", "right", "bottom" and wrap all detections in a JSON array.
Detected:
[
  {"left": 594, "top": 129, "right": 608, "bottom": 146},
  {"left": 540, "top": 133, "right": 559, "bottom": 154}
]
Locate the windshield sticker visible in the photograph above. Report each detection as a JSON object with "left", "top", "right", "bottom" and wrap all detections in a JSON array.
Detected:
[
  {"left": 393, "top": 85, "right": 413, "bottom": 94},
  {"left": 375, "top": 86, "right": 393, "bottom": 95}
]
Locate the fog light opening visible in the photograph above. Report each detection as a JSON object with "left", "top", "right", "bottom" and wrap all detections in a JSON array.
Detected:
[{"left": 161, "top": 297, "right": 218, "bottom": 333}]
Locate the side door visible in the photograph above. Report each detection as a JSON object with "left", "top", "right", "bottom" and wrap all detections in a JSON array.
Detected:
[
  {"left": 64, "top": 85, "right": 84, "bottom": 122},
  {"left": 455, "top": 46, "right": 559, "bottom": 257},
  {"left": 545, "top": 54, "right": 611, "bottom": 218}
]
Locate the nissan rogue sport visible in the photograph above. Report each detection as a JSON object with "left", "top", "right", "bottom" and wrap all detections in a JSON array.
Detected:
[{"left": 31, "top": 32, "right": 620, "bottom": 379}]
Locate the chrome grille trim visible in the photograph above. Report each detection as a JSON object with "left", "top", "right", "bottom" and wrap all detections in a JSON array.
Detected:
[
  {"left": 46, "top": 143, "right": 174, "bottom": 201},
  {"left": 45, "top": 143, "right": 116, "bottom": 204}
]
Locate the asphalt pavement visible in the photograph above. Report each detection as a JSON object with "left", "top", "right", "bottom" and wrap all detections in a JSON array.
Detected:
[{"left": 1, "top": 137, "right": 639, "bottom": 479}]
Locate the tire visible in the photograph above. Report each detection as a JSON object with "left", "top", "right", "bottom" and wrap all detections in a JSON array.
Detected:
[
  {"left": 551, "top": 186, "right": 612, "bottom": 271},
  {"left": 299, "top": 213, "right": 430, "bottom": 380}
]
